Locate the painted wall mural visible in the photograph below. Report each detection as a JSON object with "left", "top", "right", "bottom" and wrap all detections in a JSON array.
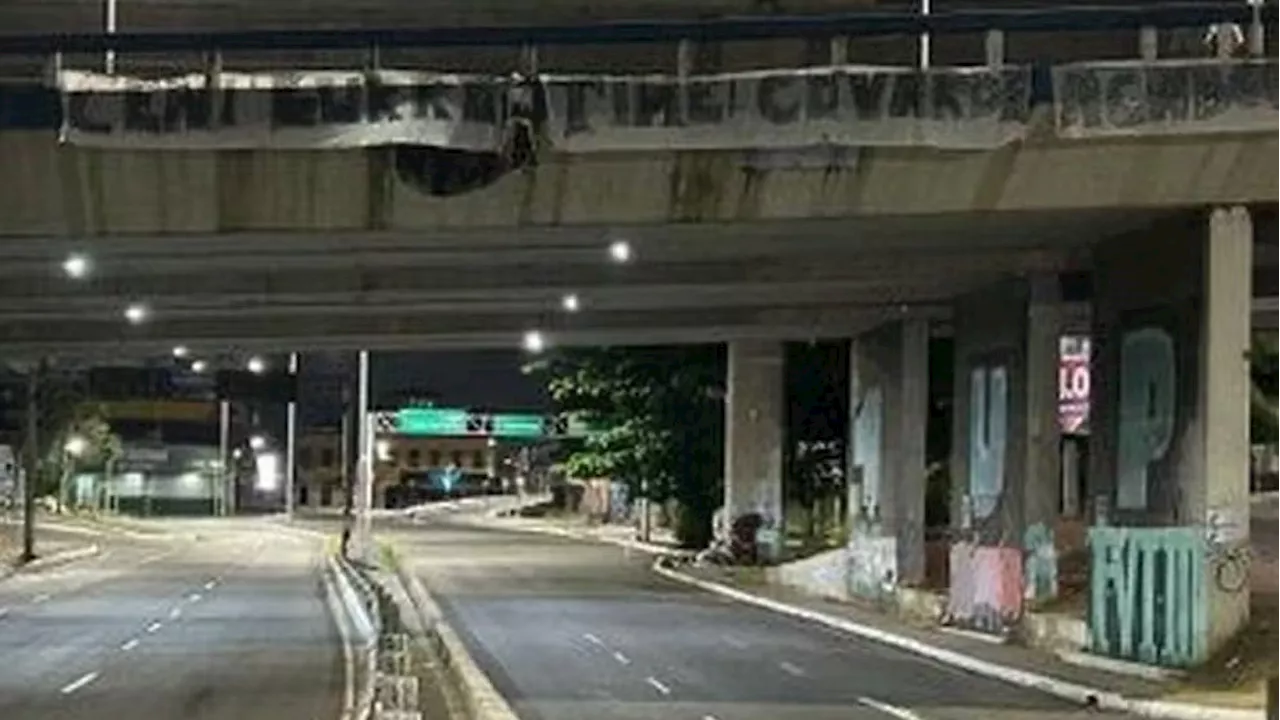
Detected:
[
  {"left": 968, "top": 365, "right": 1008, "bottom": 521},
  {"left": 852, "top": 385, "right": 884, "bottom": 520},
  {"left": 945, "top": 542, "right": 1023, "bottom": 633},
  {"left": 848, "top": 533, "right": 898, "bottom": 602},
  {"left": 1117, "top": 328, "right": 1176, "bottom": 511},
  {"left": 1088, "top": 527, "right": 1208, "bottom": 667},
  {"left": 1023, "top": 522, "right": 1059, "bottom": 603}
]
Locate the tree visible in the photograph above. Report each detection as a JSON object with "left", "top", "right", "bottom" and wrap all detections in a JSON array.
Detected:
[
  {"left": 525, "top": 345, "right": 725, "bottom": 549},
  {"left": 1250, "top": 332, "right": 1278, "bottom": 447},
  {"left": 48, "top": 406, "right": 122, "bottom": 511}
]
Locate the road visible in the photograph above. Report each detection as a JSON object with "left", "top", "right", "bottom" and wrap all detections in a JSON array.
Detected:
[
  {"left": 0, "top": 519, "right": 343, "bottom": 720},
  {"left": 384, "top": 518, "right": 1128, "bottom": 720}
]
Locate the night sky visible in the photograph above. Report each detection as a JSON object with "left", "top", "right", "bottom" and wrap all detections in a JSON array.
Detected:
[{"left": 298, "top": 350, "right": 550, "bottom": 425}]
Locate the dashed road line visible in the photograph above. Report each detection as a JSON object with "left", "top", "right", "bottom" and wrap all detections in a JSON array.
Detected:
[
  {"left": 60, "top": 671, "right": 100, "bottom": 695},
  {"left": 187, "top": 593, "right": 202, "bottom": 602},
  {"left": 612, "top": 651, "right": 630, "bottom": 665},
  {"left": 168, "top": 606, "right": 182, "bottom": 619},
  {"left": 582, "top": 632, "right": 605, "bottom": 648},
  {"left": 120, "top": 638, "right": 139, "bottom": 651},
  {"left": 645, "top": 676, "right": 671, "bottom": 696},
  {"left": 145, "top": 621, "right": 162, "bottom": 633},
  {"left": 31, "top": 593, "right": 51, "bottom": 603},
  {"left": 779, "top": 660, "right": 806, "bottom": 677},
  {"left": 204, "top": 580, "right": 217, "bottom": 590},
  {"left": 857, "top": 696, "right": 925, "bottom": 720},
  {"left": 722, "top": 635, "right": 748, "bottom": 649}
]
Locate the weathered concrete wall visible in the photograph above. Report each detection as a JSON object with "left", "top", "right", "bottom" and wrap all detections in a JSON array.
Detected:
[{"left": 0, "top": 118, "right": 1273, "bottom": 237}]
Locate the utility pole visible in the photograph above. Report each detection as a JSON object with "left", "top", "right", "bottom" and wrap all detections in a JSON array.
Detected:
[{"left": 20, "top": 361, "right": 42, "bottom": 564}]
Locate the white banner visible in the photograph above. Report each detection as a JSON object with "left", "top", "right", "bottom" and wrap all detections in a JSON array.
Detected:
[
  {"left": 1052, "top": 58, "right": 1278, "bottom": 139},
  {"left": 57, "top": 64, "right": 1031, "bottom": 152},
  {"left": 542, "top": 65, "right": 1031, "bottom": 152},
  {"left": 57, "top": 69, "right": 528, "bottom": 151}
]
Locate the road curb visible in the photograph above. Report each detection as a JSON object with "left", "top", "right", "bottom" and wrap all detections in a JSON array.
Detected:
[
  {"left": 459, "top": 516, "right": 695, "bottom": 558},
  {"left": 651, "top": 563, "right": 1266, "bottom": 720},
  {"left": 0, "top": 543, "right": 102, "bottom": 581}
]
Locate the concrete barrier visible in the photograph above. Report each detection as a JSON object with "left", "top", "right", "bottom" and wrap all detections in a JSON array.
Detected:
[
  {"left": 325, "top": 554, "right": 381, "bottom": 720},
  {"left": 371, "top": 556, "right": 519, "bottom": 720}
]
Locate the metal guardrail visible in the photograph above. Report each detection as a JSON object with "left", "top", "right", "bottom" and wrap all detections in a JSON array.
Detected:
[
  {"left": 0, "top": 3, "right": 1271, "bottom": 55},
  {"left": 330, "top": 554, "right": 382, "bottom": 720}
]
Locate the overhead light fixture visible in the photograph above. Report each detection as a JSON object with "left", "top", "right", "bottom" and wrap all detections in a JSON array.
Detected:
[
  {"left": 123, "top": 303, "right": 150, "bottom": 325},
  {"left": 172, "top": 345, "right": 189, "bottom": 359},
  {"left": 62, "top": 253, "right": 91, "bottom": 279},
  {"left": 608, "top": 240, "right": 632, "bottom": 264},
  {"left": 190, "top": 360, "right": 208, "bottom": 374},
  {"left": 249, "top": 434, "right": 267, "bottom": 451},
  {"left": 561, "top": 293, "right": 581, "bottom": 312},
  {"left": 522, "top": 330, "right": 546, "bottom": 354},
  {"left": 246, "top": 356, "right": 266, "bottom": 374},
  {"left": 64, "top": 435, "right": 88, "bottom": 457}
]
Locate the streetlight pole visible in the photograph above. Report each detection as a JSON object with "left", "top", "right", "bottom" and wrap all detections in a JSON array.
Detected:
[
  {"left": 20, "top": 363, "right": 40, "bottom": 563},
  {"left": 285, "top": 352, "right": 298, "bottom": 519},
  {"left": 919, "top": 0, "right": 932, "bottom": 70},
  {"left": 355, "top": 350, "right": 372, "bottom": 561},
  {"left": 104, "top": 0, "right": 118, "bottom": 74},
  {"left": 218, "top": 399, "right": 231, "bottom": 516}
]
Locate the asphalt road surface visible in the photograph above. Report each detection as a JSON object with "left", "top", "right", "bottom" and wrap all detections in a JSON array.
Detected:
[
  {"left": 0, "top": 520, "right": 343, "bottom": 720},
  {"left": 387, "top": 519, "right": 1132, "bottom": 720}
]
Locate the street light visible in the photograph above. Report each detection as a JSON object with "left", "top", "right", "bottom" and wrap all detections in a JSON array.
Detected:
[
  {"left": 62, "top": 253, "right": 91, "bottom": 279},
  {"left": 64, "top": 435, "right": 88, "bottom": 458},
  {"left": 249, "top": 434, "right": 267, "bottom": 452},
  {"left": 561, "top": 293, "right": 581, "bottom": 312},
  {"left": 123, "top": 303, "right": 150, "bottom": 325},
  {"left": 172, "top": 345, "right": 189, "bottom": 359},
  {"left": 608, "top": 240, "right": 632, "bottom": 264},
  {"left": 190, "top": 359, "right": 208, "bottom": 374},
  {"left": 246, "top": 356, "right": 266, "bottom": 374},
  {"left": 522, "top": 330, "right": 546, "bottom": 354}
]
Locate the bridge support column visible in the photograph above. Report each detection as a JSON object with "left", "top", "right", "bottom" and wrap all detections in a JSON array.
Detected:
[
  {"left": 724, "top": 340, "right": 784, "bottom": 559},
  {"left": 946, "top": 277, "right": 1052, "bottom": 633},
  {"left": 847, "top": 319, "right": 929, "bottom": 599},
  {"left": 1089, "top": 207, "right": 1253, "bottom": 665}
]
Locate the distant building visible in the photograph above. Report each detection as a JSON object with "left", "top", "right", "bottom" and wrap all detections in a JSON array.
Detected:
[{"left": 295, "top": 430, "right": 517, "bottom": 510}]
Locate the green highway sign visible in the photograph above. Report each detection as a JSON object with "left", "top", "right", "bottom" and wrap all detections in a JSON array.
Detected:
[{"left": 392, "top": 407, "right": 595, "bottom": 439}]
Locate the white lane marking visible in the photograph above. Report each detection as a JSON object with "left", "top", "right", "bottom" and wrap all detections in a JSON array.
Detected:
[
  {"left": 204, "top": 580, "right": 217, "bottom": 590},
  {"left": 120, "top": 638, "right": 139, "bottom": 651},
  {"left": 612, "top": 651, "right": 630, "bottom": 665},
  {"left": 187, "top": 593, "right": 202, "bottom": 603},
  {"left": 168, "top": 606, "right": 182, "bottom": 619},
  {"left": 32, "top": 593, "right": 51, "bottom": 603},
  {"left": 645, "top": 676, "right": 671, "bottom": 695},
  {"left": 779, "top": 660, "right": 806, "bottom": 677},
  {"left": 857, "top": 696, "right": 925, "bottom": 720},
  {"left": 582, "top": 632, "right": 605, "bottom": 648},
  {"left": 145, "top": 621, "right": 162, "bottom": 633},
  {"left": 703, "top": 716, "right": 721, "bottom": 720},
  {"left": 59, "top": 671, "right": 100, "bottom": 695},
  {"left": 722, "top": 635, "right": 747, "bottom": 649}
]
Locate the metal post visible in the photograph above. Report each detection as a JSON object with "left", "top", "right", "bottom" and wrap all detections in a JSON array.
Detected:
[
  {"left": 356, "top": 350, "right": 372, "bottom": 560},
  {"left": 919, "top": 0, "right": 931, "bottom": 70},
  {"left": 1249, "top": 0, "right": 1265, "bottom": 56},
  {"left": 105, "top": 0, "right": 118, "bottom": 74},
  {"left": 218, "top": 399, "right": 231, "bottom": 516},
  {"left": 20, "top": 364, "right": 40, "bottom": 563},
  {"left": 285, "top": 352, "right": 298, "bottom": 519}
]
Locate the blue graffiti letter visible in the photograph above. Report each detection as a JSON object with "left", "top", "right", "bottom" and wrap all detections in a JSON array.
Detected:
[
  {"left": 1117, "top": 328, "right": 1176, "bottom": 510},
  {"left": 853, "top": 386, "right": 884, "bottom": 519},
  {"left": 969, "top": 366, "right": 1008, "bottom": 520}
]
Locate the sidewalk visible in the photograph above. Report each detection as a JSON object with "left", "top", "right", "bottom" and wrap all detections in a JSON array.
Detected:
[
  {"left": 656, "top": 563, "right": 1271, "bottom": 720},
  {"left": 461, "top": 512, "right": 691, "bottom": 556}
]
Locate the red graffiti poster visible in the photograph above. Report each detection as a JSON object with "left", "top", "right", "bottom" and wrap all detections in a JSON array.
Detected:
[{"left": 1058, "top": 336, "right": 1091, "bottom": 435}]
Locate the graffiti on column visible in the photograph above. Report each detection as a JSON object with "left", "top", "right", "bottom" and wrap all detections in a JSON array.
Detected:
[
  {"left": 1023, "top": 522, "right": 1058, "bottom": 603},
  {"left": 945, "top": 542, "right": 1023, "bottom": 633},
  {"left": 847, "top": 535, "right": 898, "bottom": 602},
  {"left": 968, "top": 365, "right": 1008, "bottom": 520},
  {"left": 1117, "top": 328, "right": 1176, "bottom": 510},
  {"left": 852, "top": 385, "right": 884, "bottom": 520}
]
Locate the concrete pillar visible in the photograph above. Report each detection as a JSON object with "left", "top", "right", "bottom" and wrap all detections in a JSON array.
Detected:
[
  {"left": 1090, "top": 207, "right": 1254, "bottom": 663},
  {"left": 1023, "top": 274, "right": 1065, "bottom": 603},
  {"left": 724, "top": 340, "right": 785, "bottom": 530},
  {"left": 847, "top": 319, "right": 929, "bottom": 595}
]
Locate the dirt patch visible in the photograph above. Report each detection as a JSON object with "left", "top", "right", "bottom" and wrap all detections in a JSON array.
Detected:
[{"left": 1170, "top": 596, "right": 1278, "bottom": 708}]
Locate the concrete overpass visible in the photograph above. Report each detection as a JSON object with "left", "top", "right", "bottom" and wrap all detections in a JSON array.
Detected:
[{"left": 0, "top": 4, "right": 1275, "bottom": 677}]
